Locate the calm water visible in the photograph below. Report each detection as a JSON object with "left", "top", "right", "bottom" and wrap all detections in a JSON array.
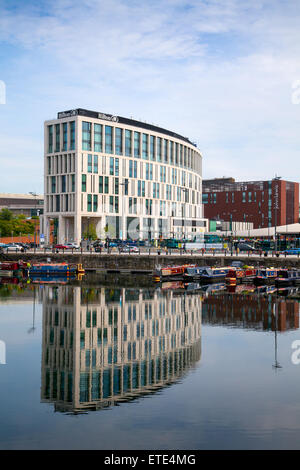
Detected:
[{"left": 0, "top": 277, "right": 300, "bottom": 450}]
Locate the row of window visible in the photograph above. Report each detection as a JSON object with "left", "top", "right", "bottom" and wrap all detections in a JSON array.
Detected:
[
  {"left": 47, "top": 121, "right": 201, "bottom": 173},
  {"left": 203, "top": 191, "right": 269, "bottom": 204},
  {"left": 82, "top": 154, "right": 200, "bottom": 190},
  {"left": 83, "top": 194, "right": 198, "bottom": 218},
  {"left": 48, "top": 122, "right": 75, "bottom": 153},
  {"left": 80, "top": 176, "right": 199, "bottom": 204}
]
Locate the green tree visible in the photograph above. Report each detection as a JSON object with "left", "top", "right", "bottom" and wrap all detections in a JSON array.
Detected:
[{"left": 82, "top": 223, "right": 97, "bottom": 240}]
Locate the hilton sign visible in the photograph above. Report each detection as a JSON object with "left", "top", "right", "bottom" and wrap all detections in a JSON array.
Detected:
[{"left": 57, "top": 109, "right": 119, "bottom": 122}]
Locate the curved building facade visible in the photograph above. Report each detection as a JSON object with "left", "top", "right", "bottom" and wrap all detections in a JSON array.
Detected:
[{"left": 44, "top": 109, "right": 206, "bottom": 243}]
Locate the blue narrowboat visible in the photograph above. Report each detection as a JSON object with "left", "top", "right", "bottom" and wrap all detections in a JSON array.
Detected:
[
  {"left": 253, "top": 268, "right": 278, "bottom": 285},
  {"left": 29, "top": 263, "right": 84, "bottom": 276},
  {"left": 183, "top": 266, "right": 232, "bottom": 283}
]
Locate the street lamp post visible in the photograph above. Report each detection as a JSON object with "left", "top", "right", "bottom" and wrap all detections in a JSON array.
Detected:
[
  {"left": 29, "top": 192, "right": 38, "bottom": 251},
  {"left": 120, "top": 180, "right": 128, "bottom": 241},
  {"left": 180, "top": 187, "right": 188, "bottom": 241}
]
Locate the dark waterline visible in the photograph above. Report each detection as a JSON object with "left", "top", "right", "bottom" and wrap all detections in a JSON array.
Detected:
[{"left": 0, "top": 277, "right": 300, "bottom": 450}]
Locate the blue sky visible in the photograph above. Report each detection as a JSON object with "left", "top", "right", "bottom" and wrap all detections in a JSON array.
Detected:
[{"left": 0, "top": 0, "right": 300, "bottom": 193}]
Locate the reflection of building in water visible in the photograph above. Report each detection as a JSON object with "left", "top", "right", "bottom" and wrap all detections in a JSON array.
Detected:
[
  {"left": 202, "top": 293, "right": 299, "bottom": 331},
  {"left": 41, "top": 286, "right": 201, "bottom": 413}
]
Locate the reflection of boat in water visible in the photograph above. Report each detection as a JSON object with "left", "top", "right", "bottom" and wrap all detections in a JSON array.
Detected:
[
  {"left": 226, "top": 284, "right": 256, "bottom": 294},
  {"left": 0, "top": 276, "right": 26, "bottom": 285},
  {"left": 254, "top": 285, "right": 278, "bottom": 295},
  {"left": 276, "top": 286, "right": 300, "bottom": 297},
  {"left": 30, "top": 274, "right": 78, "bottom": 285},
  {"left": 200, "top": 283, "right": 227, "bottom": 294}
]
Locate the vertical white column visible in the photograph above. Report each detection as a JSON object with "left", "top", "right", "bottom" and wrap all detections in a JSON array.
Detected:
[{"left": 58, "top": 215, "right": 66, "bottom": 243}]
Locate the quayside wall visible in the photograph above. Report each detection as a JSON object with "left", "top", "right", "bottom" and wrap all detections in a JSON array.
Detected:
[{"left": 2, "top": 253, "right": 300, "bottom": 273}]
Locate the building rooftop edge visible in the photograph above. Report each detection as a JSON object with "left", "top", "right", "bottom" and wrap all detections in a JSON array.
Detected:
[{"left": 45, "top": 108, "right": 199, "bottom": 149}]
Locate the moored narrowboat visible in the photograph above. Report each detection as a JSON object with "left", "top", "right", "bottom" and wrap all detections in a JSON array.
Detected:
[
  {"left": 275, "top": 269, "right": 300, "bottom": 287},
  {"left": 29, "top": 262, "right": 85, "bottom": 276},
  {"left": 184, "top": 266, "right": 232, "bottom": 283},
  {"left": 253, "top": 268, "right": 278, "bottom": 285},
  {"left": 153, "top": 264, "right": 195, "bottom": 282},
  {"left": 225, "top": 266, "right": 257, "bottom": 285}
]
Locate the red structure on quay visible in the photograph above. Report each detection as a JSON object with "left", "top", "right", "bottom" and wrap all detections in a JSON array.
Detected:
[{"left": 202, "top": 177, "right": 299, "bottom": 229}]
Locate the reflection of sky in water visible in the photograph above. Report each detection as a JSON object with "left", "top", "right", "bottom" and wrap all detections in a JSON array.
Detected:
[{"left": 0, "top": 285, "right": 300, "bottom": 449}]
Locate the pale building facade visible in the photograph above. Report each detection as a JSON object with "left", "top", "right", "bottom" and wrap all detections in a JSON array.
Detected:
[{"left": 44, "top": 108, "right": 206, "bottom": 244}]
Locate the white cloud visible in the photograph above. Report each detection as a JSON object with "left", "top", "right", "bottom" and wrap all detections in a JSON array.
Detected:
[{"left": 0, "top": 0, "right": 300, "bottom": 191}]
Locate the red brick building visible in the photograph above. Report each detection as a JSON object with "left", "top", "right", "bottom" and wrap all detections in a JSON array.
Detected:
[{"left": 202, "top": 178, "right": 299, "bottom": 229}]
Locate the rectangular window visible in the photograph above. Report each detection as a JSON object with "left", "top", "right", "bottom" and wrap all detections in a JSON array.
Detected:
[
  {"left": 164, "top": 139, "right": 168, "bottom": 163},
  {"left": 94, "top": 123, "right": 102, "bottom": 152},
  {"left": 88, "top": 154, "right": 92, "bottom": 173},
  {"left": 87, "top": 194, "right": 92, "bottom": 212},
  {"left": 82, "top": 174, "right": 86, "bottom": 192},
  {"left": 114, "top": 177, "right": 119, "bottom": 195},
  {"left": 82, "top": 121, "right": 91, "bottom": 150},
  {"left": 175, "top": 143, "right": 179, "bottom": 165},
  {"left": 63, "top": 123, "right": 68, "bottom": 151},
  {"left": 51, "top": 176, "right": 56, "bottom": 193},
  {"left": 93, "top": 155, "right": 98, "bottom": 173},
  {"left": 115, "top": 128, "right": 123, "bottom": 155},
  {"left": 115, "top": 196, "right": 119, "bottom": 213},
  {"left": 157, "top": 137, "right": 162, "bottom": 162},
  {"left": 70, "top": 121, "right": 75, "bottom": 150},
  {"left": 105, "top": 126, "right": 113, "bottom": 154},
  {"left": 242, "top": 192, "right": 246, "bottom": 203},
  {"left": 110, "top": 157, "right": 114, "bottom": 175},
  {"left": 48, "top": 125, "right": 53, "bottom": 153},
  {"left": 115, "top": 158, "right": 119, "bottom": 176},
  {"left": 169, "top": 141, "right": 173, "bottom": 164},
  {"left": 142, "top": 133, "right": 148, "bottom": 159},
  {"left": 125, "top": 130, "right": 132, "bottom": 157},
  {"left": 124, "top": 178, "right": 128, "bottom": 195},
  {"left": 93, "top": 195, "right": 98, "bottom": 212},
  {"left": 104, "top": 176, "right": 109, "bottom": 193},
  {"left": 134, "top": 132, "right": 140, "bottom": 158},
  {"left": 129, "top": 160, "right": 133, "bottom": 178},
  {"left": 71, "top": 174, "right": 75, "bottom": 192},
  {"left": 99, "top": 176, "right": 103, "bottom": 193},
  {"left": 55, "top": 124, "right": 60, "bottom": 152},
  {"left": 56, "top": 195, "right": 60, "bottom": 212},
  {"left": 109, "top": 196, "right": 114, "bottom": 212},
  {"left": 61, "top": 175, "right": 66, "bottom": 193},
  {"left": 150, "top": 135, "right": 155, "bottom": 161}
]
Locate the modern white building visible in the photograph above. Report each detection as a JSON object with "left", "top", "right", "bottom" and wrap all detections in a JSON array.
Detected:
[{"left": 44, "top": 109, "right": 206, "bottom": 244}]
